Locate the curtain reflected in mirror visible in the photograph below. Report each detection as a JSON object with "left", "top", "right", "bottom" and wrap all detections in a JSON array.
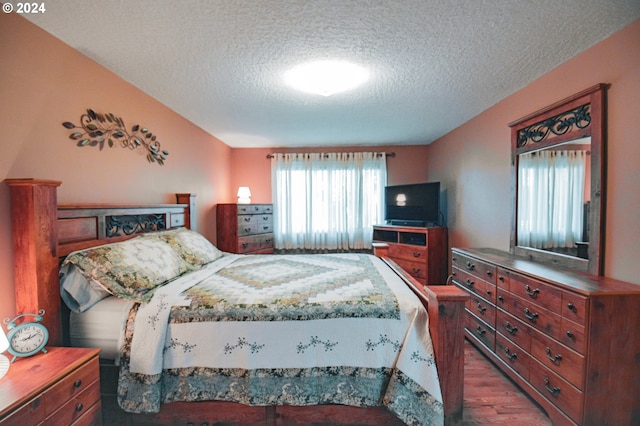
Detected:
[{"left": 517, "top": 140, "right": 590, "bottom": 259}]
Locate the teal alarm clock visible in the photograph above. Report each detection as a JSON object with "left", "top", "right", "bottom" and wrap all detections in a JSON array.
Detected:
[{"left": 3, "top": 309, "right": 49, "bottom": 363}]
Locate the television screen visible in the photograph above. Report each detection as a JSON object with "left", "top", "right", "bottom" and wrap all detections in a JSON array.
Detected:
[{"left": 385, "top": 182, "right": 440, "bottom": 226}]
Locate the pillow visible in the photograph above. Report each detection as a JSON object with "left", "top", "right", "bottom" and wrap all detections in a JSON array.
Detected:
[
  {"left": 151, "top": 228, "right": 224, "bottom": 267},
  {"left": 61, "top": 237, "right": 192, "bottom": 303},
  {"left": 60, "top": 263, "right": 111, "bottom": 313}
]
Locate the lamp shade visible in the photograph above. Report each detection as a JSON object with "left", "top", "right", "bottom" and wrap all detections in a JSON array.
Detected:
[
  {"left": 237, "top": 187, "right": 252, "bottom": 204},
  {"left": 0, "top": 328, "right": 8, "bottom": 353},
  {"left": 0, "top": 328, "right": 9, "bottom": 379}
]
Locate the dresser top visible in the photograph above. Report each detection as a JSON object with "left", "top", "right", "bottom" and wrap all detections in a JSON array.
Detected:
[{"left": 453, "top": 247, "right": 640, "bottom": 295}]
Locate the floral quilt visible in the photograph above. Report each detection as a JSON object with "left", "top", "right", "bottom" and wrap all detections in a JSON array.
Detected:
[{"left": 117, "top": 253, "right": 444, "bottom": 425}]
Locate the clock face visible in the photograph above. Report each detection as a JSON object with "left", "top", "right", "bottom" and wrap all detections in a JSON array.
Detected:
[{"left": 9, "top": 324, "right": 48, "bottom": 355}]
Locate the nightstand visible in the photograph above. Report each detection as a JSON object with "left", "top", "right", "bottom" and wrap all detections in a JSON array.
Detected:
[{"left": 0, "top": 347, "right": 102, "bottom": 425}]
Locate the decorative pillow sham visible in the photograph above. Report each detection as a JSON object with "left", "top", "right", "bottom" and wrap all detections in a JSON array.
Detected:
[
  {"left": 150, "top": 228, "right": 224, "bottom": 267},
  {"left": 60, "top": 263, "right": 111, "bottom": 313},
  {"left": 61, "top": 237, "right": 192, "bottom": 303}
]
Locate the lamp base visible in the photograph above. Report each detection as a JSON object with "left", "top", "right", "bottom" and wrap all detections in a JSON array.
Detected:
[{"left": 0, "top": 354, "right": 9, "bottom": 379}]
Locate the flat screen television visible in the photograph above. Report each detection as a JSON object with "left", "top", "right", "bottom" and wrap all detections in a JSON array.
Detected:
[{"left": 384, "top": 182, "right": 440, "bottom": 227}]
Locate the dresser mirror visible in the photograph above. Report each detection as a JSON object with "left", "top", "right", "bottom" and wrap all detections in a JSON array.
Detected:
[{"left": 509, "top": 84, "right": 607, "bottom": 275}]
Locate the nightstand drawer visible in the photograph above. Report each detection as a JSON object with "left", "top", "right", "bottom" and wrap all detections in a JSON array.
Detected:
[
  {"left": 45, "top": 379, "right": 101, "bottom": 426},
  {"left": 43, "top": 356, "right": 99, "bottom": 416}
]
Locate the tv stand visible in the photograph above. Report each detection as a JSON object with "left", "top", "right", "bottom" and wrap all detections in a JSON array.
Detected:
[{"left": 373, "top": 224, "right": 448, "bottom": 285}]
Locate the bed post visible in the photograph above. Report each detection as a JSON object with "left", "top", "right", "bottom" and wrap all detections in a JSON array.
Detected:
[
  {"left": 175, "top": 193, "right": 197, "bottom": 230},
  {"left": 5, "top": 178, "right": 63, "bottom": 346}
]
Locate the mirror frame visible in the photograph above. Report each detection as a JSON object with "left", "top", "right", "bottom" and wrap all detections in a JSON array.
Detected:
[{"left": 509, "top": 84, "right": 607, "bottom": 275}]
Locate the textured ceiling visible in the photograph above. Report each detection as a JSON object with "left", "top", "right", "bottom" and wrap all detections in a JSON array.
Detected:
[{"left": 22, "top": 1, "right": 640, "bottom": 148}]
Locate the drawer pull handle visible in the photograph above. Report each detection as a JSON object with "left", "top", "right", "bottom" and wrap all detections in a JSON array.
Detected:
[
  {"left": 544, "top": 378, "right": 561, "bottom": 396},
  {"left": 74, "top": 379, "right": 82, "bottom": 388},
  {"left": 75, "top": 403, "right": 84, "bottom": 412},
  {"left": 465, "top": 262, "right": 475, "bottom": 270},
  {"left": 476, "top": 303, "right": 486, "bottom": 314},
  {"left": 486, "top": 270, "right": 493, "bottom": 277},
  {"left": 498, "top": 295, "right": 504, "bottom": 303},
  {"left": 263, "top": 216, "right": 269, "bottom": 220},
  {"left": 412, "top": 268, "right": 421, "bottom": 274},
  {"left": 504, "top": 347, "right": 517, "bottom": 360},
  {"left": 566, "top": 330, "right": 575, "bottom": 339},
  {"left": 486, "top": 289, "right": 492, "bottom": 296},
  {"left": 498, "top": 275, "right": 505, "bottom": 282},
  {"left": 504, "top": 322, "right": 518, "bottom": 335},
  {"left": 412, "top": 252, "right": 421, "bottom": 258},
  {"left": 525, "top": 285, "right": 539, "bottom": 298},
  {"left": 475, "top": 326, "right": 486, "bottom": 335},
  {"left": 567, "top": 302, "right": 576, "bottom": 312},
  {"left": 244, "top": 227, "right": 252, "bottom": 232},
  {"left": 466, "top": 279, "right": 475, "bottom": 288},
  {"left": 545, "top": 347, "right": 563, "bottom": 363},
  {"left": 524, "top": 308, "right": 538, "bottom": 322},
  {"left": 242, "top": 243, "right": 249, "bottom": 248},
  {"left": 243, "top": 217, "right": 251, "bottom": 222}
]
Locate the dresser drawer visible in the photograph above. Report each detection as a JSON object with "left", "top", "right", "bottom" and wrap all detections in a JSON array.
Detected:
[
  {"left": 559, "top": 318, "right": 586, "bottom": 354},
  {"left": 388, "top": 244, "right": 427, "bottom": 263},
  {"left": 465, "top": 312, "right": 495, "bottom": 350},
  {"left": 394, "top": 258, "right": 427, "bottom": 280},
  {"left": 498, "top": 289, "right": 561, "bottom": 340},
  {"left": 506, "top": 273, "right": 562, "bottom": 313},
  {"left": 496, "top": 308, "right": 532, "bottom": 352},
  {"left": 466, "top": 294, "right": 496, "bottom": 327},
  {"left": 530, "top": 330, "right": 585, "bottom": 390},
  {"left": 451, "top": 252, "right": 497, "bottom": 283},
  {"left": 561, "top": 292, "right": 587, "bottom": 326},
  {"left": 45, "top": 379, "right": 101, "bottom": 426},
  {"left": 2, "top": 396, "right": 46, "bottom": 425},
  {"left": 453, "top": 268, "right": 495, "bottom": 303},
  {"left": 496, "top": 332, "right": 531, "bottom": 380},
  {"left": 43, "top": 356, "right": 100, "bottom": 416},
  {"left": 238, "top": 234, "right": 273, "bottom": 253},
  {"left": 237, "top": 204, "right": 272, "bottom": 214},
  {"left": 529, "top": 360, "right": 584, "bottom": 424}
]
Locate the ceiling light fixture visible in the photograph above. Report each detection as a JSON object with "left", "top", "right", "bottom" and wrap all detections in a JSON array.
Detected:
[{"left": 284, "top": 60, "right": 369, "bottom": 97}]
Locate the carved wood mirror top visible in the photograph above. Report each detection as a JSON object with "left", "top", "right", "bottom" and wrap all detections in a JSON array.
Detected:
[{"left": 509, "top": 84, "right": 607, "bottom": 275}]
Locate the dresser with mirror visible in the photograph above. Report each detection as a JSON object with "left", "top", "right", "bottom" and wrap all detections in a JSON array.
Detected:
[{"left": 452, "top": 84, "right": 640, "bottom": 425}]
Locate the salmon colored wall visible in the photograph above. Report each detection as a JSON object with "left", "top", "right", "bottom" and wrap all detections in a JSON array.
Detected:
[
  {"left": 426, "top": 19, "right": 640, "bottom": 284},
  {"left": 228, "top": 145, "right": 431, "bottom": 204},
  {"left": 0, "top": 14, "right": 231, "bottom": 319}
]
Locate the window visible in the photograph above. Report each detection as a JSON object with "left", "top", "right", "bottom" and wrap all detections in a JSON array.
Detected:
[{"left": 271, "top": 152, "right": 387, "bottom": 251}]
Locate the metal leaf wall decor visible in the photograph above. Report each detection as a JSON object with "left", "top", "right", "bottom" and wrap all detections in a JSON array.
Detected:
[{"left": 62, "top": 109, "right": 169, "bottom": 166}]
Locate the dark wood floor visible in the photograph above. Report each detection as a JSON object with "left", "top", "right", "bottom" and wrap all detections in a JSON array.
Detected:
[
  {"left": 462, "top": 340, "right": 551, "bottom": 425},
  {"left": 102, "top": 340, "right": 551, "bottom": 425}
]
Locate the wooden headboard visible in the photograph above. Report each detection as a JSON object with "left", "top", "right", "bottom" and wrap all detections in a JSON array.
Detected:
[{"left": 5, "top": 178, "right": 196, "bottom": 346}]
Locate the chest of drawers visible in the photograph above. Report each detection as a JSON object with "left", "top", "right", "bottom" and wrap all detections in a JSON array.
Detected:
[
  {"left": 216, "top": 204, "right": 274, "bottom": 254},
  {"left": 372, "top": 225, "right": 448, "bottom": 285},
  {"left": 452, "top": 247, "right": 640, "bottom": 426},
  {"left": 0, "top": 347, "right": 102, "bottom": 425}
]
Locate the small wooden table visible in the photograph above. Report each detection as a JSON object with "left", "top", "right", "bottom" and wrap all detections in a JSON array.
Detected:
[{"left": 0, "top": 347, "right": 102, "bottom": 425}]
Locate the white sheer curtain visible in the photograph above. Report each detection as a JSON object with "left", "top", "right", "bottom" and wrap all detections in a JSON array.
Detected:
[
  {"left": 517, "top": 150, "right": 587, "bottom": 249},
  {"left": 271, "top": 152, "right": 387, "bottom": 251}
]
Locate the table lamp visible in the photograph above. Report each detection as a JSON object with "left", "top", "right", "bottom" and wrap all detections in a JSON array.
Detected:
[
  {"left": 0, "top": 327, "right": 9, "bottom": 379},
  {"left": 237, "top": 186, "right": 252, "bottom": 204}
]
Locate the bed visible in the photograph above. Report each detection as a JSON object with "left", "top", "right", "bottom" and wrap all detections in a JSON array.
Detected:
[{"left": 6, "top": 178, "right": 468, "bottom": 425}]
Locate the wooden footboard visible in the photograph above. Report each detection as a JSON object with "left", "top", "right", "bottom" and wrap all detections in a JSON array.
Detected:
[
  {"left": 6, "top": 179, "right": 468, "bottom": 425},
  {"left": 374, "top": 244, "right": 468, "bottom": 426}
]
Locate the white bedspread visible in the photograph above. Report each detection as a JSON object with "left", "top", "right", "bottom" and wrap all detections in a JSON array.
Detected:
[{"left": 118, "top": 253, "right": 444, "bottom": 425}]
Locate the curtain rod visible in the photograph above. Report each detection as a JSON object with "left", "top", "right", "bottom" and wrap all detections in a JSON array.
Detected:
[{"left": 266, "top": 152, "right": 395, "bottom": 159}]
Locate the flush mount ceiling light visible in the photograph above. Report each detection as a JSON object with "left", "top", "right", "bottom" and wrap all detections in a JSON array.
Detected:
[{"left": 284, "top": 60, "right": 369, "bottom": 97}]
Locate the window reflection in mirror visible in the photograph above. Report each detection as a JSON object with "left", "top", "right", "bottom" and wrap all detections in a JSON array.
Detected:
[{"left": 516, "top": 138, "right": 591, "bottom": 259}]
